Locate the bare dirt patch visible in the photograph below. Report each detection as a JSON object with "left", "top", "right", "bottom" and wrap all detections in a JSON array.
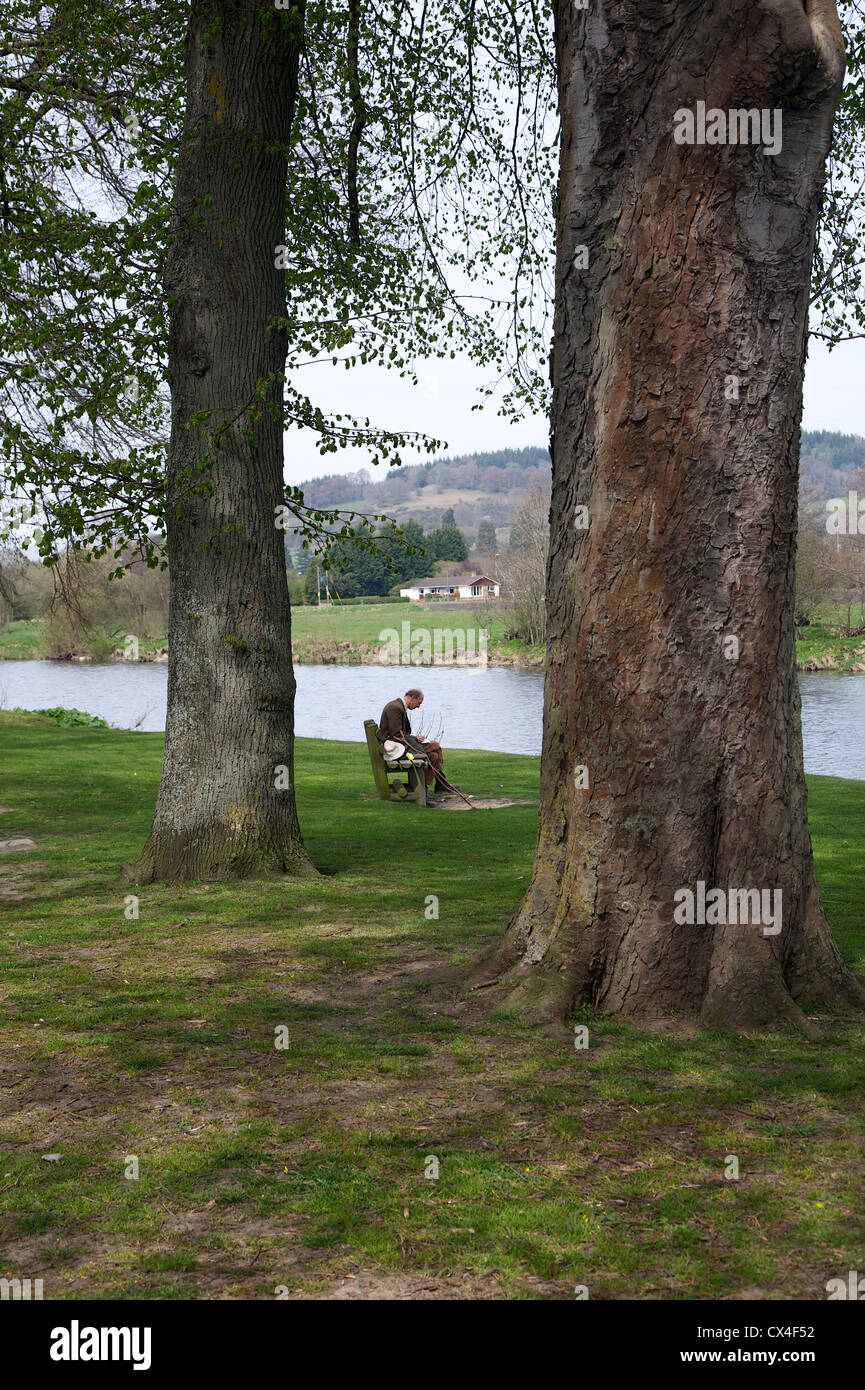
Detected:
[
  {"left": 0, "top": 858, "right": 46, "bottom": 900},
  {"left": 430, "top": 797, "right": 536, "bottom": 811},
  {"left": 299, "top": 1267, "right": 507, "bottom": 1299}
]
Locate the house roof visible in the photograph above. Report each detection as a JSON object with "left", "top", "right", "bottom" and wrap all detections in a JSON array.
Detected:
[{"left": 406, "top": 574, "right": 497, "bottom": 588}]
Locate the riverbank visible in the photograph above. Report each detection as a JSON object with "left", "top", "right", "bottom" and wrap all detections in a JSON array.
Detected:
[
  {"left": 3, "top": 609, "right": 862, "bottom": 670},
  {"left": 0, "top": 609, "right": 547, "bottom": 669},
  {"left": 1, "top": 710, "right": 863, "bottom": 1298},
  {"left": 794, "top": 622, "right": 865, "bottom": 673}
]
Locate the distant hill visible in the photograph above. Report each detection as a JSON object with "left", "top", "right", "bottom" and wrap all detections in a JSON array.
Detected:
[
  {"left": 287, "top": 432, "right": 865, "bottom": 550},
  {"left": 800, "top": 431, "right": 865, "bottom": 498},
  {"left": 291, "top": 447, "right": 550, "bottom": 544}
]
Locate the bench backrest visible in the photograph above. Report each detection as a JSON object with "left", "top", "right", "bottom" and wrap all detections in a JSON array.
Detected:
[{"left": 363, "top": 719, "right": 391, "bottom": 798}]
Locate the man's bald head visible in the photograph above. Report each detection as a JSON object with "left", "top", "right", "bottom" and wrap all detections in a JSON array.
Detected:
[{"left": 404, "top": 688, "right": 424, "bottom": 709}]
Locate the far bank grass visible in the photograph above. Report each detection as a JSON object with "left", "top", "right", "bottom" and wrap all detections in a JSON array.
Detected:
[
  {"left": 0, "top": 605, "right": 858, "bottom": 669},
  {"left": 795, "top": 621, "right": 865, "bottom": 672},
  {"left": 0, "top": 715, "right": 863, "bottom": 1299},
  {"left": 0, "top": 607, "right": 545, "bottom": 668},
  {"left": 0, "top": 618, "right": 45, "bottom": 659},
  {"left": 0, "top": 619, "right": 167, "bottom": 662}
]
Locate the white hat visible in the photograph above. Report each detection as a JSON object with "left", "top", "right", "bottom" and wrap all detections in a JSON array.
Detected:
[{"left": 383, "top": 739, "right": 406, "bottom": 761}]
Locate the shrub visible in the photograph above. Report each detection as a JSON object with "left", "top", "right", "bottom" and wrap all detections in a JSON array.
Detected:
[
  {"left": 85, "top": 625, "right": 118, "bottom": 663},
  {"left": 13, "top": 706, "right": 108, "bottom": 727},
  {"left": 329, "top": 595, "right": 410, "bottom": 606}
]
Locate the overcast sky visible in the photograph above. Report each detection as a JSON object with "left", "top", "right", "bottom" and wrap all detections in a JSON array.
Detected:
[{"left": 282, "top": 333, "right": 865, "bottom": 487}]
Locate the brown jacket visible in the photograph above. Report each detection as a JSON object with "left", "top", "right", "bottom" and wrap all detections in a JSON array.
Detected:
[{"left": 379, "top": 697, "right": 410, "bottom": 741}]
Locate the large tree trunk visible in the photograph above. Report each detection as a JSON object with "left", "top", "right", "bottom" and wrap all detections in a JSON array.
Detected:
[
  {"left": 135, "top": 0, "right": 314, "bottom": 882},
  {"left": 494, "top": 0, "right": 862, "bottom": 1030}
]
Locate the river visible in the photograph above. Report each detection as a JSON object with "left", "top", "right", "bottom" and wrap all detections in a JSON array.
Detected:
[{"left": 0, "top": 660, "right": 862, "bottom": 779}]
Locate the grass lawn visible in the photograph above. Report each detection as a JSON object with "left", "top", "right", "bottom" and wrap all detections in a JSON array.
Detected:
[
  {"left": 288, "top": 601, "right": 541, "bottom": 665},
  {"left": 0, "top": 713, "right": 863, "bottom": 1300},
  {"left": 0, "top": 607, "right": 506, "bottom": 656},
  {"left": 0, "top": 620, "right": 168, "bottom": 661},
  {"left": 0, "top": 618, "right": 44, "bottom": 659},
  {"left": 0, "top": 606, "right": 544, "bottom": 666},
  {"left": 3, "top": 602, "right": 862, "bottom": 669},
  {"left": 795, "top": 621, "right": 865, "bottom": 672}
]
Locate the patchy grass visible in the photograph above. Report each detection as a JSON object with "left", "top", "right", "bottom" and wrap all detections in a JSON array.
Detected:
[
  {"left": 0, "top": 620, "right": 168, "bottom": 662},
  {"left": 289, "top": 602, "right": 537, "bottom": 667},
  {"left": 0, "top": 711, "right": 863, "bottom": 1300},
  {"left": 0, "top": 605, "right": 537, "bottom": 668},
  {"left": 7, "top": 604, "right": 858, "bottom": 671},
  {"left": 795, "top": 621, "right": 865, "bottom": 672},
  {"left": 0, "top": 618, "right": 44, "bottom": 659}
]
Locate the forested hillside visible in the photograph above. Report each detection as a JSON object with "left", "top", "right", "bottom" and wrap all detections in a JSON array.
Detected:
[
  {"left": 800, "top": 431, "right": 865, "bottom": 497},
  {"left": 293, "top": 446, "right": 550, "bottom": 540},
  {"left": 289, "top": 432, "right": 865, "bottom": 553}
]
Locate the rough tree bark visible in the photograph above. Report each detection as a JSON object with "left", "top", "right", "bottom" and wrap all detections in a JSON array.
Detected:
[
  {"left": 135, "top": 0, "right": 315, "bottom": 882},
  {"left": 492, "top": 0, "right": 863, "bottom": 1030}
]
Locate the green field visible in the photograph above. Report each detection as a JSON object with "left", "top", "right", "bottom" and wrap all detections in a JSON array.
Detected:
[
  {"left": 0, "top": 606, "right": 545, "bottom": 667},
  {"left": 0, "top": 618, "right": 45, "bottom": 659},
  {"left": 288, "top": 601, "right": 541, "bottom": 664},
  {"left": 2, "top": 603, "right": 862, "bottom": 669},
  {"left": 0, "top": 713, "right": 863, "bottom": 1299},
  {"left": 795, "top": 621, "right": 865, "bottom": 672},
  {"left": 0, "top": 620, "right": 168, "bottom": 661}
]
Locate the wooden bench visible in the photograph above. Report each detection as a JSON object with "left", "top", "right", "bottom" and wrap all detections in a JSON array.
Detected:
[{"left": 363, "top": 719, "right": 428, "bottom": 806}]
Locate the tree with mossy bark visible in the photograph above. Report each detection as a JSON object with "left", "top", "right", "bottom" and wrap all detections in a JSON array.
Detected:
[
  {"left": 0, "top": 0, "right": 555, "bottom": 881},
  {"left": 487, "top": 0, "right": 865, "bottom": 1033}
]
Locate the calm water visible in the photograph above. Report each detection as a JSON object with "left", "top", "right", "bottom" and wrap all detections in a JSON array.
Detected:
[{"left": 0, "top": 661, "right": 863, "bottom": 779}]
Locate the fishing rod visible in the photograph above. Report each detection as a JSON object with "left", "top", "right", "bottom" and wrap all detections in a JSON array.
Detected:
[
  {"left": 429, "top": 766, "right": 475, "bottom": 809},
  {"left": 400, "top": 730, "right": 476, "bottom": 809}
]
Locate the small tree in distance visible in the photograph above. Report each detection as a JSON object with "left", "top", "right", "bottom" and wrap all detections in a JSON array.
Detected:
[{"left": 476, "top": 519, "right": 498, "bottom": 554}]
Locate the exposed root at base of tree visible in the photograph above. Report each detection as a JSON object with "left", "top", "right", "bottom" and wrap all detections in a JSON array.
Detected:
[
  {"left": 462, "top": 939, "right": 865, "bottom": 1040},
  {"left": 126, "top": 832, "right": 319, "bottom": 886}
]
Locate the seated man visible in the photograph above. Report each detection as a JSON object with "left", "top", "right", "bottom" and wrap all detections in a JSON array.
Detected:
[{"left": 379, "top": 687, "right": 446, "bottom": 793}]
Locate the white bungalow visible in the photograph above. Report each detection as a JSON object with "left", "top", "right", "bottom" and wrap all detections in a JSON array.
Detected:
[{"left": 400, "top": 574, "right": 500, "bottom": 601}]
